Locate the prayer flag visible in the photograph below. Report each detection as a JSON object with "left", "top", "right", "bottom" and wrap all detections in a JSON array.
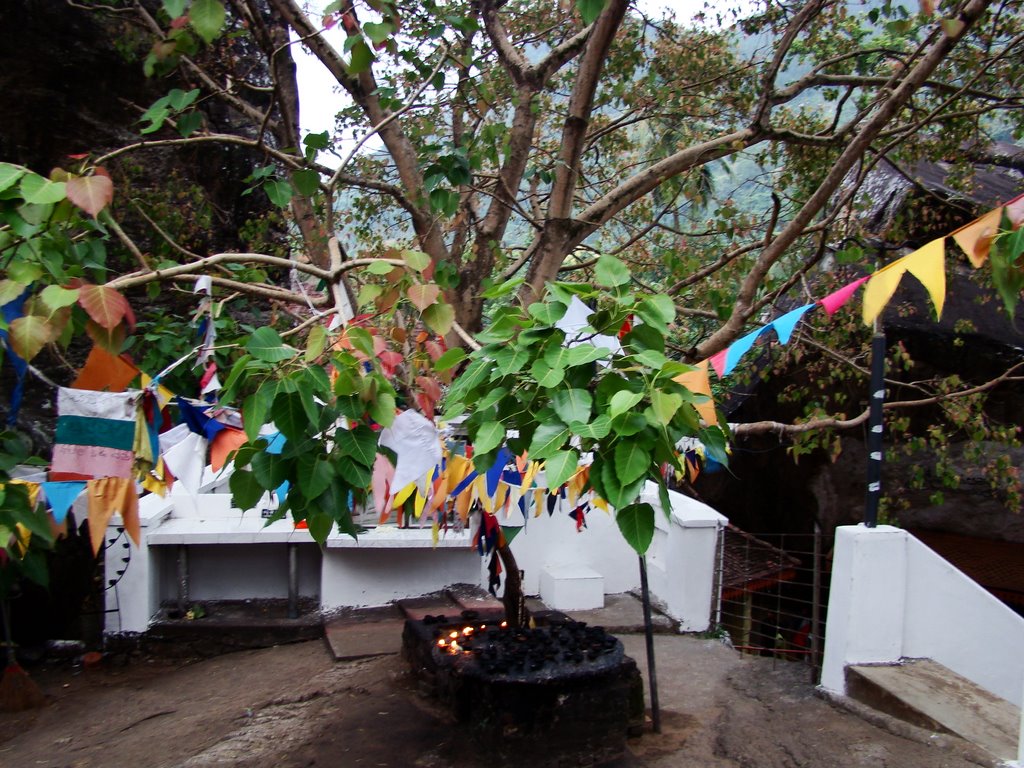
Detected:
[{"left": 50, "top": 388, "right": 140, "bottom": 481}]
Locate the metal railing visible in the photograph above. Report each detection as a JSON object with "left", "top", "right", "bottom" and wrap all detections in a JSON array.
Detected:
[{"left": 714, "top": 526, "right": 829, "bottom": 684}]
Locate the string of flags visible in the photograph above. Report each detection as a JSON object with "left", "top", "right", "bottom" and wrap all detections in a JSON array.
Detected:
[{"left": 1, "top": 193, "right": 1021, "bottom": 559}]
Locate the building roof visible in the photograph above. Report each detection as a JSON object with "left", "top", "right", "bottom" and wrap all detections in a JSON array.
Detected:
[{"left": 720, "top": 525, "right": 801, "bottom": 601}]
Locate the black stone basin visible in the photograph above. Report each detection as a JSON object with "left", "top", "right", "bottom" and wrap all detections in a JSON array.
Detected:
[{"left": 403, "top": 610, "right": 643, "bottom": 767}]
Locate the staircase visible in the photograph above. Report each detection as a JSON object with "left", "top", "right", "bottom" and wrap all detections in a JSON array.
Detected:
[{"left": 846, "top": 659, "right": 1020, "bottom": 762}]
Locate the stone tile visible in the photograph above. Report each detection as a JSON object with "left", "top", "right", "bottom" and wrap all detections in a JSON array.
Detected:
[{"left": 324, "top": 618, "right": 406, "bottom": 660}]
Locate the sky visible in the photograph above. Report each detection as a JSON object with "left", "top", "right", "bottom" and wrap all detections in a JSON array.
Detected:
[{"left": 293, "top": 0, "right": 744, "bottom": 147}]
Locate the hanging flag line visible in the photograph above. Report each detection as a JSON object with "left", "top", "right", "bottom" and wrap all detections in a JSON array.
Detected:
[{"left": 699, "top": 193, "right": 1024, "bottom": 381}]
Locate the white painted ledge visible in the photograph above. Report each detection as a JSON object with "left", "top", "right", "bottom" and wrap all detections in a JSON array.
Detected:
[{"left": 326, "top": 526, "right": 471, "bottom": 549}]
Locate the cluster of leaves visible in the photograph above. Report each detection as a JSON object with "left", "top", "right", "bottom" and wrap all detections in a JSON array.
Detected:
[
  {"left": 0, "top": 162, "right": 134, "bottom": 363},
  {"left": 145, "top": 0, "right": 227, "bottom": 77},
  {"left": 0, "top": 431, "right": 53, "bottom": 598},
  {"left": 443, "top": 255, "right": 729, "bottom": 554}
]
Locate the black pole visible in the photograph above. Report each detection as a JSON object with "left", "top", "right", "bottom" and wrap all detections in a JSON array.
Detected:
[
  {"left": 864, "top": 329, "right": 886, "bottom": 527},
  {"left": 638, "top": 555, "right": 661, "bottom": 734}
]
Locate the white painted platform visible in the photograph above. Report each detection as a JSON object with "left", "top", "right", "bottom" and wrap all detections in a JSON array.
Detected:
[{"left": 540, "top": 563, "right": 605, "bottom": 610}]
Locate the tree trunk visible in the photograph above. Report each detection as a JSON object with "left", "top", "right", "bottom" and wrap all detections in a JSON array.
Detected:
[{"left": 496, "top": 542, "right": 528, "bottom": 628}]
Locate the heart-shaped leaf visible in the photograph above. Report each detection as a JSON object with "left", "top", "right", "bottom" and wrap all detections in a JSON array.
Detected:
[
  {"left": 473, "top": 421, "right": 505, "bottom": 455},
  {"left": 616, "top": 502, "right": 655, "bottom": 554},
  {"left": 66, "top": 174, "right": 114, "bottom": 217},
  {"left": 614, "top": 441, "right": 650, "bottom": 486},
  {"left": 544, "top": 450, "right": 579, "bottom": 490},
  {"left": 8, "top": 316, "right": 51, "bottom": 361},
  {"left": 77, "top": 283, "right": 130, "bottom": 329},
  {"left": 407, "top": 282, "right": 440, "bottom": 312},
  {"left": 422, "top": 301, "right": 454, "bottom": 336}
]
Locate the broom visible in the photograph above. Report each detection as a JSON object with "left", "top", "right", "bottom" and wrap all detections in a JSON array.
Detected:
[{"left": 0, "top": 598, "right": 45, "bottom": 711}]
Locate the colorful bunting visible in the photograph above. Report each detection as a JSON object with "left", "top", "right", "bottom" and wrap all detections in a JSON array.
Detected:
[
  {"left": 862, "top": 238, "right": 945, "bottom": 325},
  {"left": 86, "top": 476, "right": 140, "bottom": 556},
  {"left": 820, "top": 276, "right": 868, "bottom": 316},
  {"left": 41, "top": 481, "right": 86, "bottom": 524},
  {"left": 51, "top": 388, "right": 140, "bottom": 481}
]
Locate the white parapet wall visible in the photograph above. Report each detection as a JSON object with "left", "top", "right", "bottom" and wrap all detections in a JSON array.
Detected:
[
  {"left": 508, "top": 481, "right": 726, "bottom": 631},
  {"left": 822, "top": 524, "right": 1024, "bottom": 707}
]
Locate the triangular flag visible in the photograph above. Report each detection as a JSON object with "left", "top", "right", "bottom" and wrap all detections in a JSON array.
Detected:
[
  {"left": 723, "top": 327, "right": 767, "bottom": 376},
  {"left": 708, "top": 349, "right": 727, "bottom": 378},
  {"left": 86, "top": 477, "right": 140, "bottom": 556},
  {"left": 72, "top": 346, "right": 139, "bottom": 392},
  {"left": 862, "top": 256, "right": 911, "bottom": 326},
  {"left": 673, "top": 360, "right": 717, "bottom": 426},
  {"left": 820, "top": 276, "right": 868, "bottom": 316},
  {"left": 41, "top": 481, "right": 86, "bottom": 524},
  {"left": 902, "top": 238, "right": 946, "bottom": 319},
  {"left": 210, "top": 428, "right": 248, "bottom": 472},
  {"left": 770, "top": 303, "right": 815, "bottom": 344},
  {"left": 951, "top": 207, "right": 1002, "bottom": 267}
]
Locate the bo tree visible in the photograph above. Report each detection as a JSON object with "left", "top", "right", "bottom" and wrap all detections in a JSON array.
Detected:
[{"left": 1, "top": 0, "right": 1023, "bottom": 617}]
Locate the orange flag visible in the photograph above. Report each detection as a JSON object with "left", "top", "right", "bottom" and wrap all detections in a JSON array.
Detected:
[
  {"left": 210, "top": 428, "right": 248, "bottom": 472},
  {"left": 951, "top": 207, "right": 1003, "bottom": 268},
  {"left": 673, "top": 360, "right": 719, "bottom": 426},
  {"left": 73, "top": 346, "right": 139, "bottom": 392},
  {"left": 86, "top": 477, "right": 140, "bottom": 556}
]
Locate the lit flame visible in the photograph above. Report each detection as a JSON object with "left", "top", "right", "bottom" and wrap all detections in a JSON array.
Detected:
[
  {"left": 500, "top": 621, "right": 508, "bottom": 628},
  {"left": 437, "top": 638, "right": 447, "bottom": 648},
  {"left": 449, "top": 630, "right": 459, "bottom": 639},
  {"left": 462, "top": 626, "right": 474, "bottom": 636}
]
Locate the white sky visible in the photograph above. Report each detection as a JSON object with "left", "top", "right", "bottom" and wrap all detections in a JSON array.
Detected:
[{"left": 293, "top": 1, "right": 740, "bottom": 145}]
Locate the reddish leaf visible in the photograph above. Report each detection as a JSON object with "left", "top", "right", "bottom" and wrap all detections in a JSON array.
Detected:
[
  {"left": 8, "top": 316, "right": 52, "bottom": 362},
  {"left": 378, "top": 350, "right": 403, "bottom": 377},
  {"left": 78, "top": 283, "right": 130, "bottom": 329},
  {"left": 170, "top": 15, "right": 190, "bottom": 29},
  {"left": 414, "top": 392, "right": 435, "bottom": 421},
  {"left": 94, "top": 166, "right": 111, "bottom": 179},
  {"left": 85, "top": 318, "right": 127, "bottom": 355},
  {"left": 67, "top": 153, "right": 89, "bottom": 160},
  {"left": 416, "top": 375, "right": 442, "bottom": 403},
  {"left": 66, "top": 173, "right": 114, "bottom": 217},
  {"left": 323, "top": 12, "right": 337, "bottom": 29},
  {"left": 424, "top": 340, "right": 445, "bottom": 362},
  {"left": 341, "top": 11, "right": 358, "bottom": 33},
  {"left": 406, "top": 282, "right": 440, "bottom": 312}
]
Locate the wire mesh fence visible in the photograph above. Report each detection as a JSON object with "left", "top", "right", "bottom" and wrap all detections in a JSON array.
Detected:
[{"left": 713, "top": 526, "right": 829, "bottom": 684}]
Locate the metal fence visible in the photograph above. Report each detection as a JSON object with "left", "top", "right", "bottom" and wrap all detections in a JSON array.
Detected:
[{"left": 713, "top": 526, "right": 829, "bottom": 684}]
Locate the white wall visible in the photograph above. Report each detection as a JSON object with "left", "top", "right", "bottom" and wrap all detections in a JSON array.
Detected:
[{"left": 822, "top": 525, "right": 1024, "bottom": 706}]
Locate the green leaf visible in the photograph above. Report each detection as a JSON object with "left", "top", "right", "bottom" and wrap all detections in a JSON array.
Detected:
[
  {"left": 637, "top": 294, "right": 675, "bottom": 331},
  {"left": 335, "top": 425, "right": 379, "bottom": 467},
  {"left": 367, "top": 390, "right": 396, "bottom": 427},
  {"left": 264, "top": 179, "right": 293, "bottom": 208},
  {"left": 577, "top": 0, "right": 606, "bottom": 25},
  {"left": 476, "top": 386, "right": 509, "bottom": 412},
  {"left": 551, "top": 388, "right": 592, "bottom": 425},
  {"left": 8, "top": 316, "right": 51, "bottom": 361},
  {"left": 402, "top": 249, "right": 431, "bottom": 272},
  {"left": 242, "top": 386, "right": 274, "bottom": 441},
  {"left": 229, "top": 468, "right": 265, "bottom": 510},
  {"left": 189, "top": 0, "right": 226, "bottom": 43},
  {"left": 528, "top": 421, "right": 570, "bottom": 460},
  {"left": 611, "top": 411, "right": 647, "bottom": 437},
  {"left": 292, "top": 168, "right": 320, "bottom": 197},
  {"left": 544, "top": 450, "right": 578, "bottom": 490},
  {"left": 251, "top": 451, "right": 293, "bottom": 492},
  {"left": 473, "top": 421, "right": 505, "bottom": 455},
  {"left": 493, "top": 345, "right": 530, "bottom": 375},
  {"left": 614, "top": 442, "right": 650, "bottom": 486},
  {"left": 528, "top": 301, "right": 567, "bottom": 325},
  {"left": 305, "top": 324, "right": 327, "bottom": 362},
  {"left": 39, "top": 286, "right": 80, "bottom": 313},
  {"left": 349, "top": 40, "right": 375, "bottom": 73},
  {"left": 481, "top": 278, "right": 523, "bottom": 299},
  {"left": 177, "top": 112, "right": 202, "bottom": 137},
  {"left": 594, "top": 253, "right": 630, "bottom": 287},
  {"left": 0, "top": 163, "right": 26, "bottom": 193},
  {"left": 609, "top": 390, "right": 643, "bottom": 419},
  {"left": 566, "top": 343, "right": 611, "bottom": 366},
  {"left": 367, "top": 260, "right": 396, "bottom": 275},
  {"left": 570, "top": 414, "right": 611, "bottom": 440},
  {"left": 298, "top": 452, "right": 334, "bottom": 498},
  {"left": 163, "top": 0, "right": 187, "bottom": 19},
  {"left": 272, "top": 391, "right": 309, "bottom": 441},
  {"left": 633, "top": 349, "right": 668, "bottom": 370},
  {"left": 616, "top": 502, "right": 655, "bottom": 555},
  {"left": 650, "top": 389, "right": 682, "bottom": 426},
  {"left": 0, "top": 280, "right": 27, "bottom": 307},
  {"left": 345, "top": 326, "right": 375, "bottom": 357},
  {"left": 305, "top": 507, "right": 334, "bottom": 543},
  {"left": 363, "top": 20, "right": 395, "bottom": 44},
  {"left": 433, "top": 347, "right": 466, "bottom": 372},
  {"left": 422, "top": 301, "right": 454, "bottom": 336},
  {"left": 19, "top": 173, "right": 66, "bottom": 205},
  {"left": 246, "top": 326, "right": 297, "bottom": 362}
]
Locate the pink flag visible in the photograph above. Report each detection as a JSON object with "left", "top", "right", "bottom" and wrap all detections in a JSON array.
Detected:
[
  {"left": 820, "top": 276, "right": 868, "bottom": 316},
  {"left": 708, "top": 349, "right": 728, "bottom": 378}
]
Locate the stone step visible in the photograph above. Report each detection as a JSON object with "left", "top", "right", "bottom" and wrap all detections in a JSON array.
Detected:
[{"left": 846, "top": 658, "right": 1020, "bottom": 761}]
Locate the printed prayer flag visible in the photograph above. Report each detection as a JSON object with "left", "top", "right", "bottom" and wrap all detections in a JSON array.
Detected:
[
  {"left": 72, "top": 346, "right": 139, "bottom": 392},
  {"left": 51, "top": 388, "right": 140, "bottom": 481}
]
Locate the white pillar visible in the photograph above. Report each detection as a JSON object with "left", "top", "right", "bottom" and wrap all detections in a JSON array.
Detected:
[{"left": 820, "top": 524, "right": 907, "bottom": 696}]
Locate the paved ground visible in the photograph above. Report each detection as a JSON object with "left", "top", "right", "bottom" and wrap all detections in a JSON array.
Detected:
[{"left": 0, "top": 594, "right": 1000, "bottom": 768}]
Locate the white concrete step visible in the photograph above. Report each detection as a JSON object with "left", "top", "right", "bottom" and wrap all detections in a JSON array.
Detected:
[
  {"left": 846, "top": 658, "right": 1020, "bottom": 761},
  {"left": 540, "top": 564, "right": 604, "bottom": 610}
]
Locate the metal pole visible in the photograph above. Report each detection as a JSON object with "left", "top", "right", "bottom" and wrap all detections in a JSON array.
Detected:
[
  {"left": 864, "top": 329, "right": 886, "bottom": 527},
  {"left": 287, "top": 543, "right": 299, "bottom": 619},
  {"left": 811, "top": 521, "right": 822, "bottom": 684},
  {"left": 638, "top": 555, "right": 661, "bottom": 734}
]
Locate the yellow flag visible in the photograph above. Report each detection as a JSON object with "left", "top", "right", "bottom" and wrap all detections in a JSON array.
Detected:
[{"left": 863, "top": 238, "right": 946, "bottom": 325}]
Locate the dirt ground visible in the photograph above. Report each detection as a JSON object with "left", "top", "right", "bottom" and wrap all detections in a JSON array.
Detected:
[{"left": 0, "top": 634, "right": 998, "bottom": 768}]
